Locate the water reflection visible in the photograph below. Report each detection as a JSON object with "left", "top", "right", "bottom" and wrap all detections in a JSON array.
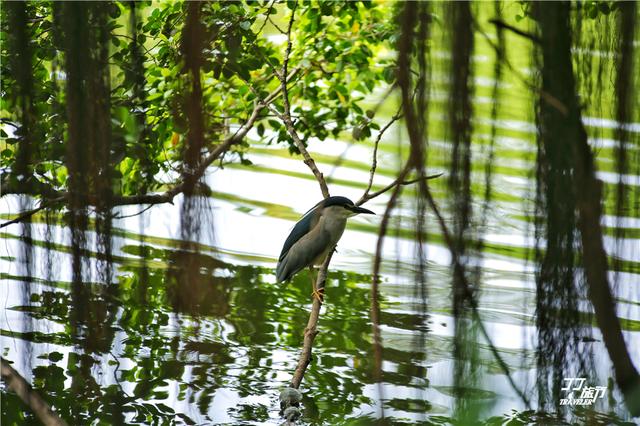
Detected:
[{"left": 2, "top": 211, "right": 637, "bottom": 424}]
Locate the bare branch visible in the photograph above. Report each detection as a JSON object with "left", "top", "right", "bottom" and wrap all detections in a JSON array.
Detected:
[
  {"left": 1, "top": 357, "right": 68, "bottom": 426},
  {"left": 111, "top": 203, "right": 155, "bottom": 220},
  {"left": 356, "top": 172, "right": 442, "bottom": 207},
  {"left": 359, "top": 113, "right": 402, "bottom": 203},
  {"left": 256, "top": 0, "right": 276, "bottom": 36},
  {"left": 268, "top": 16, "right": 286, "bottom": 35},
  {"left": 282, "top": 6, "right": 333, "bottom": 399}
]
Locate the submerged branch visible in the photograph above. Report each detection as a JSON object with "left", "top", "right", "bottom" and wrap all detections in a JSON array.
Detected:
[{"left": 1, "top": 357, "right": 68, "bottom": 426}]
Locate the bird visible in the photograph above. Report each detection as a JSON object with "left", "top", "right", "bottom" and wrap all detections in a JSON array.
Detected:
[{"left": 275, "top": 196, "right": 375, "bottom": 291}]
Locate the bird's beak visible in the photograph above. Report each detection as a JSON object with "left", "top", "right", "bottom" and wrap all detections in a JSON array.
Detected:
[{"left": 352, "top": 206, "right": 375, "bottom": 215}]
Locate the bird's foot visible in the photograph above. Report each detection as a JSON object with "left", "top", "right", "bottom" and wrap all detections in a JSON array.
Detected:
[{"left": 311, "top": 287, "right": 325, "bottom": 302}]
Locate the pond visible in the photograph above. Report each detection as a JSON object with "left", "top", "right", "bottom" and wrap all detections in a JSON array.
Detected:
[{"left": 1, "top": 4, "right": 639, "bottom": 426}]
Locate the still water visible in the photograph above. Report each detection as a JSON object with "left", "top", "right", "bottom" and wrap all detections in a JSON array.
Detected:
[{"left": 2, "top": 16, "right": 639, "bottom": 426}]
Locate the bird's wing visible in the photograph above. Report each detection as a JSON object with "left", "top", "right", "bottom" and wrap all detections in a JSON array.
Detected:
[
  {"left": 278, "top": 202, "right": 322, "bottom": 262},
  {"left": 276, "top": 220, "right": 331, "bottom": 282}
]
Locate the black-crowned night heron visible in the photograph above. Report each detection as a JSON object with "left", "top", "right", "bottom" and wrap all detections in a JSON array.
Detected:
[{"left": 276, "top": 196, "right": 375, "bottom": 290}]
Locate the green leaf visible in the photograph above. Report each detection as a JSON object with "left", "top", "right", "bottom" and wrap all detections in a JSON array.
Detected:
[{"left": 268, "top": 119, "right": 281, "bottom": 130}]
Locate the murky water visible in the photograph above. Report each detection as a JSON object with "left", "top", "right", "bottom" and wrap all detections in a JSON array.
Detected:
[{"left": 2, "top": 13, "right": 639, "bottom": 426}]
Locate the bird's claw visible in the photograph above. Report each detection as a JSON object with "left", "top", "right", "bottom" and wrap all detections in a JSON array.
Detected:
[{"left": 311, "top": 287, "right": 324, "bottom": 302}]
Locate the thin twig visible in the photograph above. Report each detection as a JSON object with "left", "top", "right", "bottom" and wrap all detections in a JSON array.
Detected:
[
  {"left": 357, "top": 173, "right": 442, "bottom": 207},
  {"left": 358, "top": 112, "right": 402, "bottom": 204},
  {"left": 111, "top": 203, "right": 155, "bottom": 220},
  {"left": 256, "top": 0, "right": 276, "bottom": 36},
  {"left": 268, "top": 16, "right": 286, "bottom": 35},
  {"left": 327, "top": 86, "right": 401, "bottom": 181},
  {"left": 112, "top": 33, "right": 159, "bottom": 65}
]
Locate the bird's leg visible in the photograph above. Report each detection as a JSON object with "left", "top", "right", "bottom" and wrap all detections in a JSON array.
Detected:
[
  {"left": 312, "top": 286, "right": 325, "bottom": 302},
  {"left": 308, "top": 266, "right": 324, "bottom": 302}
]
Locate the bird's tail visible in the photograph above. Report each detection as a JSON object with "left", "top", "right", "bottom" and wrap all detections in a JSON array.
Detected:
[{"left": 275, "top": 259, "right": 288, "bottom": 283}]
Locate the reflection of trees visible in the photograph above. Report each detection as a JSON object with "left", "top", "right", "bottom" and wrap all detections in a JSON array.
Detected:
[
  {"left": 166, "top": 250, "right": 232, "bottom": 317},
  {"left": 391, "top": 0, "right": 640, "bottom": 421},
  {"left": 533, "top": 2, "right": 640, "bottom": 416}
]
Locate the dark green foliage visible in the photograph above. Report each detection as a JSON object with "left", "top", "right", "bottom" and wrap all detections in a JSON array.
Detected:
[{"left": 1, "top": 1, "right": 394, "bottom": 202}]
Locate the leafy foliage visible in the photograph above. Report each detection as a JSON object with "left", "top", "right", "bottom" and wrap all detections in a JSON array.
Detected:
[{"left": 1, "top": 1, "right": 396, "bottom": 201}]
